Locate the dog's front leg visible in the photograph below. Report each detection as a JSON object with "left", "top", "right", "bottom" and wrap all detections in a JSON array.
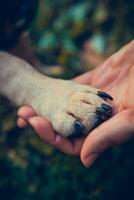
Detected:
[{"left": 0, "top": 52, "right": 113, "bottom": 138}]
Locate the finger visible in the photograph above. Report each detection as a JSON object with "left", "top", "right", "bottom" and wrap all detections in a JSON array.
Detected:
[
  {"left": 17, "top": 106, "right": 37, "bottom": 120},
  {"left": 28, "top": 116, "right": 85, "bottom": 155},
  {"left": 17, "top": 117, "right": 28, "bottom": 128},
  {"left": 111, "top": 40, "right": 134, "bottom": 67},
  {"left": 81, "top": 109, "right": 134, "bottom": 167},
  {"left": 73, "top": 70, "right": 95, "bottom": 85}
]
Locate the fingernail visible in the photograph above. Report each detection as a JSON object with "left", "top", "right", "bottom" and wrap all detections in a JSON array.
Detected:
[{"left": 83, "top": 154, "right": 98, "bottom": 168}]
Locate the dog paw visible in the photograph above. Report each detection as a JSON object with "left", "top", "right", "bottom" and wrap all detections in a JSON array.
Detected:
[{"left": 30, "top": 79, "right": 113, "bottom": 138}]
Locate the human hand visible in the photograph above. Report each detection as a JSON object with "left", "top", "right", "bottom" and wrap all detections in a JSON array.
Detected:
[
  {"left": 17, "top": 40, "right": 134, "bottom": 167},
  {"left": 77, "top": 40, "right": 134, "bottom": 167},
  {"left": 17, "top": 106, "right": 85, "bottom": 155}
]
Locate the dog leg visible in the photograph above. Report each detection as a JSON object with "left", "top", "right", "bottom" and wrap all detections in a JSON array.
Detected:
[{"left": 0, "top": 52, "right": 113, "bottom": 137}]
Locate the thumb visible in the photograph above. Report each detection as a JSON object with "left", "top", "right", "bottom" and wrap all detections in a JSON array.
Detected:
[{"left": 81, "top": 109, "right": 134, "bottom": 167}]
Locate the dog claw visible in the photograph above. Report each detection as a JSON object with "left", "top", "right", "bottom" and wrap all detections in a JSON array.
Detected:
[
  {"left": 68, "top": 121, "right": 85, "bottom": 139},
  {"left": 102, "top": 103, "right": 112, "bottom": 111},
  {"left": 96, "top": 106, "right": 112, "bottom": 119},
  {"left": 98, "top": 91, "right": 113, "bottom": 101},
  {"left": 96, "top": 108, "right": 107, "bottom": 115},
  {"left": 75, "top": 120, "right": 85, "bottom": 130}
]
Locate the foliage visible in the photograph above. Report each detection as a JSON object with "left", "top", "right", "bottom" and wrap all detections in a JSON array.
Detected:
[
  {"left": 0, "top": 0, "right": 134, "bottom": 200},
  {"left": 32, "top": 0, "right": 134, "bottom": 74}
]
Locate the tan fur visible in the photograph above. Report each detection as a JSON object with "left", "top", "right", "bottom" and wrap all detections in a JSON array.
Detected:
[{"left": 0, "top": 51, "right": 110, "bottom": 137}]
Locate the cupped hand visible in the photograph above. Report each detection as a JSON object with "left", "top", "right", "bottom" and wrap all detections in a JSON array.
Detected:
[
  {"left": 17, "top": 40, "right": 134, "bottom": 166},
  {"left": 77, "top": 40, "right": 134, "bottom": 167},
  {"left": 17, "top": 106, "right": 85, "bottom": 155}
]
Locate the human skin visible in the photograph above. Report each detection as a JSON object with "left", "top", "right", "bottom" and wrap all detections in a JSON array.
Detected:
[{"left": 17, "top": 40, "right": 134, "bottom": 167}]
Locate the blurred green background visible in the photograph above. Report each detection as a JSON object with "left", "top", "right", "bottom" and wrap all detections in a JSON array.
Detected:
[{"left": 0, "top": 0, "right": 134, "bottom": 199}]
